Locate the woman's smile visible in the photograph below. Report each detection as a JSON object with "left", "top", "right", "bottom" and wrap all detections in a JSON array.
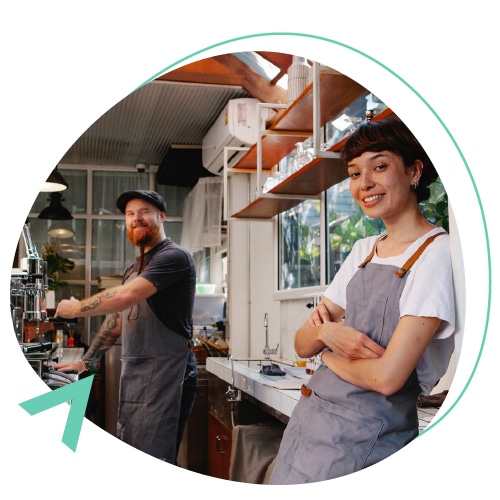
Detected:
[
  {"left": 362, "top": 193, "right": 384, "bottom": 205},
  {"left": 348, "top": 150, "right": 420, "bottom": 222}
]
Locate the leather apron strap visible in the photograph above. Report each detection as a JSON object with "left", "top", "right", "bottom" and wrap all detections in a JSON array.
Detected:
[{"left": 358, "top": 231, "right": 445, "bottom": 278}]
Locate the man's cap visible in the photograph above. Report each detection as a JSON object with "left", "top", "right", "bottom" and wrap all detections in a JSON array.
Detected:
[{"left": 116, "top": 190, "right": 167, "bottom": 214}]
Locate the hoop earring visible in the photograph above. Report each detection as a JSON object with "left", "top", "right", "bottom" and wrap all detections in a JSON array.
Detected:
[{"left": 411, "top": 180, "right": 419, "bottom": 190}]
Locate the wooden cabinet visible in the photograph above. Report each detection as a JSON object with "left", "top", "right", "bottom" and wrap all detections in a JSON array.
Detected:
[
  {"left": 177, "top": 368, "right": 211, "bottom": 475},
  {"left": 228, "top": 63, "right": 391, "bottom": 219},
  {"left": 207, "top": 410, "right": 232, "bottom": 480},
  {"left": 205, "top": 374, "right": 285, "bottom": 480}
]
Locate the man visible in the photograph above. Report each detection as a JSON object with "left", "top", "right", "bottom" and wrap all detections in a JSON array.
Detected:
[{"left": 55, "top": 190, "right": 198, "bottom": 464}]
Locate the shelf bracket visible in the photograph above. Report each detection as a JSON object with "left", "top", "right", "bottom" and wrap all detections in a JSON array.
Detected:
[
  {"left": 223, "top": 145, "right": 251, "bottom": 221},
  {"left": 256, "top": 102, "right": 287, "bottom": 199}
]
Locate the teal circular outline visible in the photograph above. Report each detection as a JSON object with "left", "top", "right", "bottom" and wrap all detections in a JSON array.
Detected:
[{"left": 139, "top": 32, "right": 490, "bottom": 435}]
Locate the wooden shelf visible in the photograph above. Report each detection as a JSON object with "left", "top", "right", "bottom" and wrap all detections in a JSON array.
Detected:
[
  {"left": 231, "top": 107, "right": 393, "bottom": 219},
  {"left": 231, "top": 155, "right": 346, "bottom": 219},
  {"left": 232, "top": 71, "right": 367, "bottom": 172}
]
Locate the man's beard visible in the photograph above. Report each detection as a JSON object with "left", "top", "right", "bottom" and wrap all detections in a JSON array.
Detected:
[{"left": 127, "top": 223, "right": 160, "bottom": 248}]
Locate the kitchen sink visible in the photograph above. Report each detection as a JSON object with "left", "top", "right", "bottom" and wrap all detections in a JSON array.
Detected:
[{"left": 231, "top": 358, "right": 294, "bottom": 373}]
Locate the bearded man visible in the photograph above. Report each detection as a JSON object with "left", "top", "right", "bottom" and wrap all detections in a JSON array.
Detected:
[{"left": 55, "top": 190, "right": 198, "bottom": 465}]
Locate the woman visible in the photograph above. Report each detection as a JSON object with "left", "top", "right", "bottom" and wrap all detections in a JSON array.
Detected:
[{"left": 269, "top": 115, "right": 456, "bottom": 484}]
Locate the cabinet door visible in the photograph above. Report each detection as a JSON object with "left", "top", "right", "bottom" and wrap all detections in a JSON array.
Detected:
[
  {"left": 177, "top": 372, "right": 210, "bottom": 474},
  {"left": 207, "top": 411, "right": 232, "bottom": 480}
]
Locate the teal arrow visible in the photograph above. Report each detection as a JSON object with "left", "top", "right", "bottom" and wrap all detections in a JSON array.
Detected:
[{"left": 19, "top": 375, "right": 94, "bottom": 452}]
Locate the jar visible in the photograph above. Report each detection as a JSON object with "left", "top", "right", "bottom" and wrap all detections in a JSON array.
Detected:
[{"left": 293, "top": 142, "right": 313, "bottom": 172}]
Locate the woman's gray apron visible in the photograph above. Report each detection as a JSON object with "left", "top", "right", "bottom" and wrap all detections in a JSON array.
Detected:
[
  {"left": 270, "top": 234, "right": 442, "bottom": 484},
  {"left": 116, "top": 271, "right": 191, "bottom": 463}
]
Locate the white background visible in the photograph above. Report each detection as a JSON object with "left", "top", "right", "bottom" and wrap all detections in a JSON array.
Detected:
[{"left": 1, "top": 2, "right": 497, "bottom": 498}]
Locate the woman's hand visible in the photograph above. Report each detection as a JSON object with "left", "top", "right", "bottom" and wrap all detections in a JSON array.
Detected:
[
  {"left": 296, "top": 298, "right": 385, "bottom": 360},
  {"left": 319, "top": 322, "right": 385, "bottom": 360},
  {"left": 307, "top": 302, "right": 333, "bottom": 326},
  {"left": 321, "top": 315, "right": 443, "bottom": 396}
]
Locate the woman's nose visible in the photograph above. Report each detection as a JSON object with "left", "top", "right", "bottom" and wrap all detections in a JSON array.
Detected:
[{"left": 360, "top": 172, "right": 374, "bottom": 190}]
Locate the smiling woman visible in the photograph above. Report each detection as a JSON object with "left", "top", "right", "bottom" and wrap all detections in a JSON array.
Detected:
[{"left": 270, "top": 115, "right": 456, "bottom": 485}]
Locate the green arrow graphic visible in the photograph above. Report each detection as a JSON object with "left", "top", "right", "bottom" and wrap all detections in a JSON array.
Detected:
[{"left": 19, "top": 375, "right": 94, "bottom": 452}]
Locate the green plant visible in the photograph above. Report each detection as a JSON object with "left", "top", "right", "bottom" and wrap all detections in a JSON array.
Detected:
[
  {"left": 42, "top": 242, "right": 75, "bottom": 290},
  {"left": 331, "top": 209, "right": 385, "bottom": 253},
  {"left": 330, "top": 178, "right": 449, "bottom": 254},
  {"left": 420, "top": 177, "right": 449, "bottom": 232}
]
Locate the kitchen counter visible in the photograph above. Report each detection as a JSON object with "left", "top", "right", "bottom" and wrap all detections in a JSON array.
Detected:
[
  {"left": 205, "top": 356, "right": 440, "bottom": 431},
  {"left": 206, "top": 357, "right": 311, "bottom": 422}
]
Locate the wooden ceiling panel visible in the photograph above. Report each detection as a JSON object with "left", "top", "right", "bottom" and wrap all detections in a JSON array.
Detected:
[{"left": 156, "top": 57, "right": 244, "bottom": 86}]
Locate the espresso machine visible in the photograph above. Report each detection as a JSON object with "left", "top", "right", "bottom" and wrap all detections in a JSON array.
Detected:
[{"left": 11, "top": 221, "right": 77, "bottom": 382}]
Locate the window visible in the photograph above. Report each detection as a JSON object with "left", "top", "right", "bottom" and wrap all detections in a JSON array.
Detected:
[
  {"left": 278, "top": 176, "right": 447, "bottom": 292},
  {"left": 325, "top": 178, "right": 386, "bottom": 283},
  {"left": 278, "top": 199, "right": 322, "bottom": 290},
  {"left": 24, "top": 167, "right": 191, "bottom": 345}
]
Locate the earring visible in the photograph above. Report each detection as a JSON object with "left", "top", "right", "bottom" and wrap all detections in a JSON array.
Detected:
[{"left": 411, "top": 180, "right": 419, "bottom": 190}]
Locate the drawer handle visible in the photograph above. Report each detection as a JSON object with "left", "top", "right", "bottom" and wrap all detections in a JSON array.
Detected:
[{"left": 216, "top": 435, "right": 229, "bottom": 453}]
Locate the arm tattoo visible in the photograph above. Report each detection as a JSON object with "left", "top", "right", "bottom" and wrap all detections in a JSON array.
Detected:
[
  {"left": 83, "top": 312, "right": 121, "bottom": 364},
  {"left": 81, "top": 289, "right": 118, "bottom": 312}
]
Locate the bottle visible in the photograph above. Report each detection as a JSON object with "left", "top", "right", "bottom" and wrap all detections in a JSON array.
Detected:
[
  {"left": 55, "top": 329, "right": 64, "bottom": 360},
  {"left": 306, "top": 357, "right": 316, "bottom": 375},
  {"left": 286, "top": 56, "right": 311, "bottom": 106}
]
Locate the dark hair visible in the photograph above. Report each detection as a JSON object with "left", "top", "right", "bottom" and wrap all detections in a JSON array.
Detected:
[{"left": 341, "top": 115, "right": 438, "bottom": 202}]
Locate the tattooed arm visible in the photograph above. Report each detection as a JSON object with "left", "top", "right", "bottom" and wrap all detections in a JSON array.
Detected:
[
  {"left": 54, "top": 312, "right": 122, "bottom": 374},
  {"left": 55, "top": 276, "right": 157, "bottom": 319}
]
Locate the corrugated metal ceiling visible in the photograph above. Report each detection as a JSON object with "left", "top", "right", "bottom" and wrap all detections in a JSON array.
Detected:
[{"left": 59, "top": 80, "right": 250, "bottom": 169}]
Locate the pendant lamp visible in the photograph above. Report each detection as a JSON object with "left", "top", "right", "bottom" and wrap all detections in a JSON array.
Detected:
[
  {"left": 38, "top": 192, "right": 73, "bottom": 221},
  {"left": 47, "top": 220, "right": 75, "bottom": 239},
  {"left": 40, "top": 167, "right": 69, "bottom": 192}
]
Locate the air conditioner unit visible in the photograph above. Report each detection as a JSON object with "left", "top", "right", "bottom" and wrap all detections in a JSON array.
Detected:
[{"left": 202, "top": 98, "right": 274, "bottom": 175}]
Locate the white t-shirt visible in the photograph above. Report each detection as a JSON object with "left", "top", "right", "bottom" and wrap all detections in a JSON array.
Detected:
[{"left": 323, "top": 227, "right": 456, "bottom": 395}]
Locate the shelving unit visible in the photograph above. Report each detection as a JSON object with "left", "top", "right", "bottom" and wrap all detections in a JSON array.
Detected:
[
  {"left": 232, "top": 108, "right": 393, "bottom": 219},
  {"left": 225, "top": 62, "right": 391, "bottom": 220}
]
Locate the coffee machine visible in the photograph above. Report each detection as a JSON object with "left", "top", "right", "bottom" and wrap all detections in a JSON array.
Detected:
[
  {"left": 10, "top": 221, "right": 76, "bottom": 378},
  {"left": 11, "top": 222, "right": 48, "bottom": 339}
]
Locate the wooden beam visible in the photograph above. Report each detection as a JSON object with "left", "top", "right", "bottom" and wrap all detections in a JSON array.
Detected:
[
  {"left": 156, "top": 53, "right": 288, "bottom": 104},
  {"left": 212, "top": 54, "right": 287, "bottom": 104}
]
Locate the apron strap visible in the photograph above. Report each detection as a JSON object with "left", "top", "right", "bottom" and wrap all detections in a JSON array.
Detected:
[
  {"left": 358, "top": 235, "right": 387, "bottom": 268},
  {"left": 395, "top": 232, "right": 445, "bottom": 277},
  {"left": 358, "top": 231, "right": 446, "bottom": 278}
]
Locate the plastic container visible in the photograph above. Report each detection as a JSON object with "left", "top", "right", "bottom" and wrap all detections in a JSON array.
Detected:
[{"left": 196, "top": 283, "right": 216, "bottom": 294}]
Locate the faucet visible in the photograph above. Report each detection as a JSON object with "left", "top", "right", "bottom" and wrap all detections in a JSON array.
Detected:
[
  {"left": 263, "top": 312, "right": 279, "bottom": 359},
  {"left": 226, "top": 354, "right": 242, "bottom": 402}
]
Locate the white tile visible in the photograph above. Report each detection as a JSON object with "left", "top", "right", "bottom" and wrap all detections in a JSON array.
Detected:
[{"left": 206, "top": 357, "right": 438, "bottom": 434}]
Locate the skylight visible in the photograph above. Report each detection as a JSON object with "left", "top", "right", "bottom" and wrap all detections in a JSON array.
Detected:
[{"left": 233, "top": 52, "right": 288, "bottom": 89}]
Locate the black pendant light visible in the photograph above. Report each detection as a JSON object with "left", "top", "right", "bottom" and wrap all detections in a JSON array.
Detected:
[
  {"left": 40, "top": 167, "right": 69, "bottom": 192},
  {"left": 38, "top": 192, "right": 73, "bottom": 220}
]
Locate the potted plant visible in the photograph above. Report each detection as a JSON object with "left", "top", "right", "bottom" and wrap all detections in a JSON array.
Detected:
[{"left": 41, "top": 241, "right": 75, "bottom": 291}]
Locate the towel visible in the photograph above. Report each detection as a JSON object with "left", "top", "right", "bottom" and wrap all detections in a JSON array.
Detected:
[{"left": 229, "top": 422, "right": 285, "bottom": 484}]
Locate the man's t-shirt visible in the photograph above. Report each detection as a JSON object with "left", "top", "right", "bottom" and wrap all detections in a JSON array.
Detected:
[{"left": 123, "top": 238, "right": 196, "bottom": 339}]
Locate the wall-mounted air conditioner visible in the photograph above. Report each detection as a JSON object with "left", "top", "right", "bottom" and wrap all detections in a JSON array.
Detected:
[{"left": 202, "top": 98, "right": 274, "bottom": 175}]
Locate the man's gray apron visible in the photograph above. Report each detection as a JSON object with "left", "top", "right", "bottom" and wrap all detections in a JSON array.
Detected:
[
  {"left": 116, "top": 271, "right": 191, "bottom": 463},
  {"left": 270, "top": 233, "right": 442, "bottom": 484}
]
